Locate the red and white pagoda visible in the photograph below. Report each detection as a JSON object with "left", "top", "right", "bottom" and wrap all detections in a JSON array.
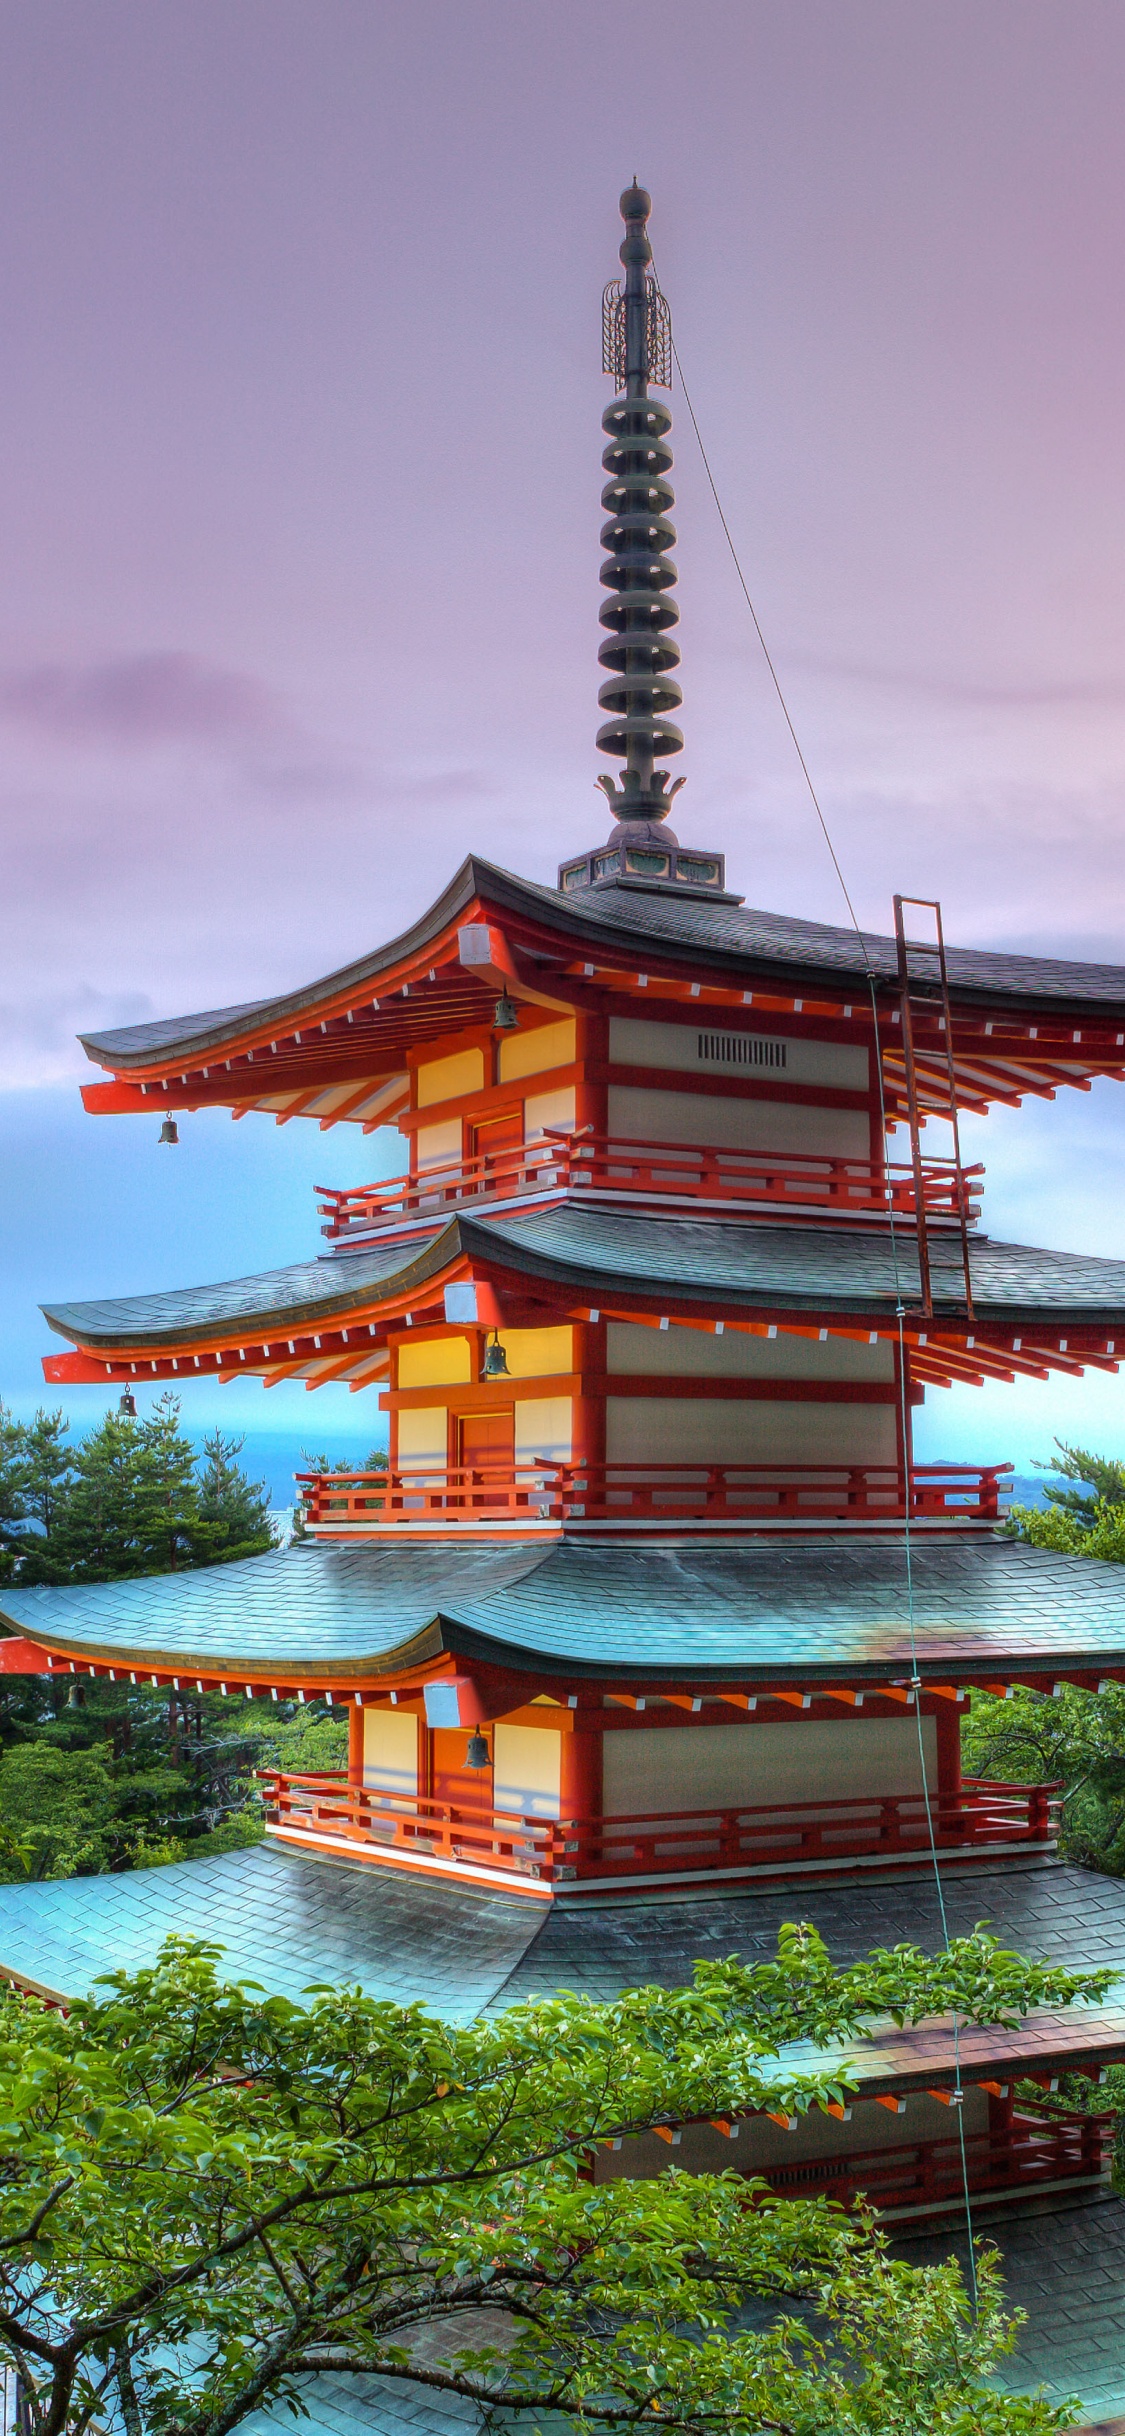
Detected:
[{"left": 4, "top": 184, "right": 1125, "bottom": 2229}]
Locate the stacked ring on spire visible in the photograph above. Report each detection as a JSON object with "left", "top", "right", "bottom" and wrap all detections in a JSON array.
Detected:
[{"left": 596, "top": 390, "right": 684, "bottom": 768}]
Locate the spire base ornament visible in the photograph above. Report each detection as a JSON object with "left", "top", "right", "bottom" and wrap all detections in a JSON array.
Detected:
[{"left": 559, "top": 185, "right": 738, "bottom": 905}]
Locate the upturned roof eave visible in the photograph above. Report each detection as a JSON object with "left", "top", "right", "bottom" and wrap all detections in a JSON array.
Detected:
[
  {"left": 36, "top": 1207, "right": 1125, "bottom": 1359},
  {"left": 7, "top": 1537, "right": 1125, "bottom": 1685},
  {"left": 77, "top": 852, "right": 1125, "bottom": 1079}
]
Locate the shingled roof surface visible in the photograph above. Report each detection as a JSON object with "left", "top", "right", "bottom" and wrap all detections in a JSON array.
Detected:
[
  {"left": 39, "top": 1204, "right": 1125, "bottom": 1350},
  {"left": 5, "top": 1533, "right": 1125, "bottom": 1679},
  {"left": 78, "top": 857, "right": 1125, "bottom": 1070}
]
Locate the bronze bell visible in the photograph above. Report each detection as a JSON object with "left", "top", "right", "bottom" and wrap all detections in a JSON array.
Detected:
[
  {"left": 480, "top": 1331, "right": 510, "bottom": 1379},
  {"left": 158, "top": 1117, "right": 179, "bottom": 1145},
  {"left": 492, "top": 992, "right": 520, "bottom": 1031},
  {"left": 465, "top": 1729, "right": 490, "bottom": 1769}
]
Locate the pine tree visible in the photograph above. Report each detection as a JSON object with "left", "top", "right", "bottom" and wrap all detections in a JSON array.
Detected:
[
  {"left": 48, "top": 1394, "right": 198, "bottom": 1581},
  {"left": 192, "top": 1428, "right": 273, "bottom": 1563}
]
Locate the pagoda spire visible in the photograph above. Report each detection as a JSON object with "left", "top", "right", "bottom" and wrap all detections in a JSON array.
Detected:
[
  {"left": 596, "top": 182, "right": 684, "bottom": 834},
  {"left": 558, "top": 188, "right": 728, "bottom": 898}
]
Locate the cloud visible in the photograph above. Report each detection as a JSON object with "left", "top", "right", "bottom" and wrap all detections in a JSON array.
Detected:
[
  {"left": 0, "top": 652, "right": 281, "bottom": 748},
  {"left": 783, "top": 649, "right": 1125, "bottom": 711},
  {"left": 0, "top": 986, "right": 156, "bottom": 1091}
]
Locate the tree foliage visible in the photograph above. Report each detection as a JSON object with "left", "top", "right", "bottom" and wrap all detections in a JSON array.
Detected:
[
  {"left": 0, "top": 1398, "right": 274, "bottom": 1585},
  {"left": 972, "top": 1442, "right": 1125, "bottom": 1866},
  {"left": 0, "top": 1929, "right": 1105, "bottom": 2436}
]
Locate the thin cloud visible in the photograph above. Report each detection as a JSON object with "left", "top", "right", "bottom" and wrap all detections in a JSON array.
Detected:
[
  {"left": 784, "top": 649, "right": 1125, "bottom": 710},
  {"left": 0, "top": 652, "right": 281, "bottom": 748}
]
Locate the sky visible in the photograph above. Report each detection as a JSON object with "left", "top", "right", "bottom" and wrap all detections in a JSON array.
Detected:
[{"left": 4, "top": 0, "right": 1125, "bottom": 1488}]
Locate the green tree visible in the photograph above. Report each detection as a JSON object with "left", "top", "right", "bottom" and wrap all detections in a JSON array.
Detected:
[
  {"left": 1036, "top": 1439, "right": 1125, "bottom": 1528},
  {"left": 0, "top": 1743, "right": 116, "bottom": 1880},
  {"left": 191, "top": 1429, "right": 273, "bottom": 1564},
  {"left": 0, "top": 1404, "right": 24, "bottom": 1575},
  {"left": 0, "top": 1929, "right": 1103, "bottom": 2436}
]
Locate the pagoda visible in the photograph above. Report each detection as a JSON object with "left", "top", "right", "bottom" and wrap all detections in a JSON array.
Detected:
[{"left": 5, "top": 185, "right": 1125, "bottom": 2234}]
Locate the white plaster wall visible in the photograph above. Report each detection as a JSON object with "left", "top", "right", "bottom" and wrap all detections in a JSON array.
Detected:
[
  {"left": 493, "top": 1723, "right": 562, "bottom": 1819},
  {"left": 499, "top": 1019, "right": 576, "bottom": 1083},
  {"left": 416, "top": 1118, "right": 462, "bottom": 1170},
  {"left": 396, "top": 1407, "right": 447, "bottom": 1467},
  {"left": 515, "top": 1398, "right": 573, "bottom": 1464},
  {"left": 607, "top": 1323, "right": 894, "bottom": 1381},
  {"left": 363, "top": 1707, "right": 419, "bottom": 1798},
  {"left": 604, "top": 1397, "right": 897, "bottom": 1465},
  {"left": 603, "top": 1717, "right": 936, "bottom": 1815},
  {"left": 607, "top": 1084, "right": 870, "bottom": 1158},
  {"left": 524, "top": 1086, "right": 576, "bottom": 1138},
  {"left": 609, "top": 1016, "right": 869, "bottom": 1090}
]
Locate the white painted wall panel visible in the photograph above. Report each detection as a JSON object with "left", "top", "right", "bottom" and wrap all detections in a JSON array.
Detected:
[
  {"left": 397, "top": 1407, "right": 447, "bottom": 1467},
  {"left": 499, "top": 1020, "right": 576, "bottom": 1083},
  {"left": 603, "top": 1717, "right": 936, "bottom": 1815},
  {"left": 515, "top": 1398, "right": 573, "bottom": 1463},
  {"left": 363, "top": 1707, "right": 418, "bottom": 1798},
  {"left": 494, "top": 1723, "right": 562, "bottom": 1819},
  {"left": 525, "top": 1086, "right": 577, "bottom": 1139},
  {"left": 607, "top": 1084, "right": 869, "bottom": 1158},
  {"left": 605, "top": 1398, "right": 897, "bottom": 1465},
  {"left": 607, "top": 1322, "right": 893, "bottom": 1381},
  {"left": 610, "top": 1016, "right": 869, "bottom": 1090},
  {"left": 416, "top": 1118, "right": 462, "bottom": 1170}
]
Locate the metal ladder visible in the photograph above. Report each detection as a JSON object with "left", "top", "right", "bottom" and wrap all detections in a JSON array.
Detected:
[{"left": 892, "top": 895, "right": 975, "bottom": 1321}]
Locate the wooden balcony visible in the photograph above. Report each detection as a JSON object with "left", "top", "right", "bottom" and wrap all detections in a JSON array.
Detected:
[
  {"left": 745, "top": 2100, "right": 1111, "bottom": 2217},
  {"left": 258, "top": 1772, "right": 1059, "bottom": 1896},
  {"left": 296, "top": 1459, "right": 1014, "bottom": 1537},
  {"left": 318, "top": 1133, "right": 983, "bottom": 1244}
]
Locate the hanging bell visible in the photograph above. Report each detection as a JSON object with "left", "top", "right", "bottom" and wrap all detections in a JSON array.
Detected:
[
  {"left": 464, "top": 1728, "right": 490, "bottom": 1770},
  {"left": 492, "top": 992, "right": 520, "bottom": 1032},
  {"left": 158, "top": 1118, "right": 179, "bottom": 1145},
  {"left": 117, "top": 1389, "right": 137, "bottom": 1418},
  {"left": 480, "top": 1330, "right": 510, "bottom": 1380}
]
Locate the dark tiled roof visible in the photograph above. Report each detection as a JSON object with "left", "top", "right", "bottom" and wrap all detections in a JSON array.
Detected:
[
  {"left": 40, "top": 1204, "right": 1125, "bottom": 1352},
  {"left": 5, "top": 1533, "right": 1125, "bottom": 1681},
  {"left": 80, "top": 856, "right": 1125, "bottom": 1073},
  {"left": 41, "top": 1238, "right": 425, "bottom": 1349},
  {"left": 0, "top": 1840, "right": 541, "bottom": 2017},
  {"left": 480, "top": 1202, "right": 1125, "bottom": 1318},
  {"left": 495, "top": 1858, "right": 1125, "bottom": 2008}
]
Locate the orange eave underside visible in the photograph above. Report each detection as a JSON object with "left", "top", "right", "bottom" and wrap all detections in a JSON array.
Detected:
[
  {"left": 40, "top": 1237, "right": 1125, "bottom": 1394},
  {"left": 77, "top": 890, "right": 1125, "bottom": 1128}
]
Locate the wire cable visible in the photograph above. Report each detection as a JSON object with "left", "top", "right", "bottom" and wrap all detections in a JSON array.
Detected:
[{"left": 664, "top": 325, "right": 980, "bottom": 2301}]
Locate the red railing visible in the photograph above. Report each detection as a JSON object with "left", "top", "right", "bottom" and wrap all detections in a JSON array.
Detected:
[
  {"left": 747, "top": 2103, "right": 1111, "bottom": 2213},
  {"left": 296, "top": 1460, "right": 1014, "bottom": 1531},
  {"left": 318, "top": 1133, "right": 983, "bottom": 1241},
  {"left": 258, "top": 1773, "right": 1059, "bottom": 1887}
]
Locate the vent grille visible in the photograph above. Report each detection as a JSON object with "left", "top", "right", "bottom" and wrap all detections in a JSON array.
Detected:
[{"left": 697, "top": 1030, "right": 787, "bottom": 1070}]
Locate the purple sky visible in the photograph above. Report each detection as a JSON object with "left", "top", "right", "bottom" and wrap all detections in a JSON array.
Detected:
[{"left": 4, "top": 0, "right": 1125, "bottom": 1476}]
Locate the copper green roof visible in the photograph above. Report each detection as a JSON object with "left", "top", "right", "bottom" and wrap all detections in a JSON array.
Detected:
[
  {"left": 40, "top": 1205, "right": 1125, "bottom": 1353},
  {"left": 79, "top": 855, "right": 1125, "bottom": 1073},
  {"left": 5, "top": 1534, "right": 1125, "bottom": 1684}
]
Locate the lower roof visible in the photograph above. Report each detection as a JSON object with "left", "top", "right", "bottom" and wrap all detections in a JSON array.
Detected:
[
  {"left": 40, "top": 1202, "right": 1125, "bottom": 1355},
  {"left": 0, "top": 1848, "right": 1120, "bottom": 2073},
  {"left": 4, "top": 1533, "right": 1125, "bottom": 1683}
]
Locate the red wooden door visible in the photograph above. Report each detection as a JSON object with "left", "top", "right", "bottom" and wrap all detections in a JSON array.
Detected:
[
  {"left": 470, "top": 1111, "right": 523, "bottom": 1193},
  {"left": 457, "top": 1409, "right": 515, "bottom": 1508}
]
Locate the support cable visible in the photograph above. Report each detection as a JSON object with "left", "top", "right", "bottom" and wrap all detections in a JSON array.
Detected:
[{"left": 664, "top": 322, "right": 979, "bottom": 2302}]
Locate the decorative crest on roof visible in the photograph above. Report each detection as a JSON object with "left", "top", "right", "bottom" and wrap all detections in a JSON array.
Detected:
[{"left": 560, "top": 185, "right": 729, "bottom": 901}]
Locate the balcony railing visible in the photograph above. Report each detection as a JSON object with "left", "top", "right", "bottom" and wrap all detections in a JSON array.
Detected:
[
  {"left": 318, "top": 1133, "right": 983, "bottom": 1243},
  {"left": 745, "top": 2102, "right": 1111, "bottom": 2214},
  {"left": 296, "top": 1459, "right": 1014, "bottom": 1532},
  {"left": 258, "top": 1773, "right": 1059, "bottom": 1889}
]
